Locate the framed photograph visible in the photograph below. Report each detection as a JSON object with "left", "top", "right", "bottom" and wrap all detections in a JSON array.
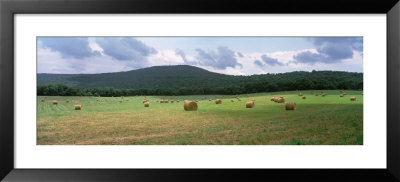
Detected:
[{"left": 1, "top": 0, "right": 399, "bottom": 181}]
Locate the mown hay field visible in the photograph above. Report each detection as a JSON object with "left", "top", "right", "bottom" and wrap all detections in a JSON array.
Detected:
[{"left": 37, "top": 90, "right": 363, "bottom": 145}]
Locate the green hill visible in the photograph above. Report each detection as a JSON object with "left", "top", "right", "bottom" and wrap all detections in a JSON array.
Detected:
[{"left": 37, "top": 65, "right": 362, "bottom": 96}]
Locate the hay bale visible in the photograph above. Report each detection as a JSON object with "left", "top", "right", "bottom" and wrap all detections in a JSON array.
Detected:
[
  {"left": 298, "top": 93, "right": 303, "bottom": 96},
  {"left": 171, "top": 100, "right": 174, "bottom": 103},
  {"left": 322, "top": 93, "right": 326, "bottom": 97},
  {"left": 238, "top": 98, "right": 241, "bottom": 101},
  {"left": 144, "top": 102, "right": 150, "bottom": 107},
  {"left": 74, "top": 105, "right": 82, "bottom": 110},
  {"left": 246, "top": 101, "right": 255, "bottom": 108},
  {"left": 350, "top": 97, "right": 356, "bottom": 101},
  {"left": 270, "top": 97, "right": 275, "bottom": 101},
  {"left": 285, "top": 102, "right": 296, "bottom": 110},
  {"left": 52, "top": 100, "right": 58, "bottom": 105},
  {"left": 184, "top": 100, "right": 198, "bottom": 111},
  {"left": 209, "top": 99, "right": 212, "bottom": 101},
  {"left": 274, "top": 98, "right": 279, "bottom": 102},
  {"left": 277, "top": 97, "right": 285, "bottom": 103},
  {"left": 315, "top": 94, "right": 319, "bottom": 96},
  {"left": 41, "top": 99, "right": 45, "bottom": 102},
  {"left": 340, "top": 94, "right": 344, "bottom": 97},
  {"left": 119, "top": 101, "right": 122, "bottom": 103},
  {"left": 165, "top": 100, "right": 169, "bottom": 103},
  {"left": 66, "top": 100, "right": 69, "bottom": 103},
  {"left": 231, "top": 99, "right": 234, "bottom": 102},
  {"left": 302, "top": 96, "right": 306, "bottom": 99},
  {"left": 215, "top": 99, "right": 222, "bottom": 104},
  {"left": 177, "top": 100, "right": 180, "bottom": 103}
]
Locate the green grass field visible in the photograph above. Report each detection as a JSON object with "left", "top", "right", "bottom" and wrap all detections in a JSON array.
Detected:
[{"left": 37, "top": 90, "right": 363, "bottom": 145}]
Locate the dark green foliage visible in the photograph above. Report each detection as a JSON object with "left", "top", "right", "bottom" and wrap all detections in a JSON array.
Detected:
[{"left": 37, "top": 65, "right": 363, "bottom": 96}]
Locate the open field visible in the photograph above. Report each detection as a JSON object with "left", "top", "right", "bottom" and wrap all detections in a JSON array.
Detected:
[{"left": 37, "top": 90, "right": 363, "bottom": 145}]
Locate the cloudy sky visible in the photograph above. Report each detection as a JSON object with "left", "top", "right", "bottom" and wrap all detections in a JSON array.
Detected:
[{"left": 37, "top": 37, "right": 363, "bottom": 75}]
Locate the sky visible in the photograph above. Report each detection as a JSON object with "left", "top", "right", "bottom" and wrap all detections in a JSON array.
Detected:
[{"left": 37, "top": 37, "right": 363, "bottom": 75}]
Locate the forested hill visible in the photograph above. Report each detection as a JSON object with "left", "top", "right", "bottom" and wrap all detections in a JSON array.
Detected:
[{"left": 37, "top": 65, "right": 362, "bottom": 95}]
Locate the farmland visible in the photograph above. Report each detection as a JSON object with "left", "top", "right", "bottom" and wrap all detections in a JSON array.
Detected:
[{"left": 37, "top": 90, "right": 363, "bottom": 145}]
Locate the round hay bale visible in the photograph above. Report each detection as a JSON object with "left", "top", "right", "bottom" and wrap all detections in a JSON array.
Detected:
[
  {"left": 52, "top": 100, "right": 58, "bottom": 105},
  {"left": 246, "top": 101, "right": 255, "bottom": 108},
  {"left": 285, "top": 102, "right": 296, "bottom": 110},
  {"left": 238, "top": 98, "right": 241, "bottom": 101},
  {"left": 340, "top": 94, "right": 344, "bottom": 97},
  {"left": 302, "top": 96, "right": 306, "bottom": 99},
  {"left": 350, "top": 97, "right": 356, "bottom": 101},
  {"left": 298, "top": 93, "right": 303, "bottom": 96},
  {"left": 277, "top": 98, "right": 285, "bottom": 103},
  {"left": 171, "top": 100, "right": 174, "bottom": 103},
  {"left": 274, "top": 98, "right": 279, "bottom": 102},
  {"left": 177, "top": 100, "right": 180, "bottom": 103},
  {"left": 215, "top": 99, "right": 222, "bottom": 104},
  {"left": 144, "top": 102, "right": 150, "bottom": 107},
  {"left": 209, "top": 99, "right": 212, "bottom": 101},
  {"left": 74, "top": 105, "right": 82, "bottom": 110},
  {"left": 231, "top": 100, "right": 234, "bottom": 102},
  {"left": 270, "top": 97, "right": 275, "bottom": 101},
  {"left": 183, "top": 100, "right": 198, "bottom": 111},
  {"left": 322, "top": 93, "right": 326, "bottom": 97},
  {"left": 119, "top": 101, "right": 122, "bottom": 103},
  {"left": 315, "top": 94, "right": 319, "bottom": 96},
  {"left": 66, "top": 100, "right": 69, "bottom": 103},
  {"left": 165, "top": 100, "right": 169, "bottom": 103}
]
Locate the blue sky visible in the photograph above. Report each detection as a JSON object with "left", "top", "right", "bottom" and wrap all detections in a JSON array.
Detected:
[{"left": 37, "top": 37, "right": 363, "bottom": 75}]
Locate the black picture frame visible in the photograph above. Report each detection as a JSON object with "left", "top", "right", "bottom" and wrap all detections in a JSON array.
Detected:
[{"left": 1, "top": 0, "right": 399, "bottom": 181}]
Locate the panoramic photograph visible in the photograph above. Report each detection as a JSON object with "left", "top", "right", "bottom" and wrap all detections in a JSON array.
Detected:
[{"left": 36, "top": 37, "right": 363, "bottom": 145}]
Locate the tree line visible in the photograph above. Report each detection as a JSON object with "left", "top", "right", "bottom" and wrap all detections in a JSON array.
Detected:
[{"left": 37, "top": 76, "right": 362, "bottom": 96}]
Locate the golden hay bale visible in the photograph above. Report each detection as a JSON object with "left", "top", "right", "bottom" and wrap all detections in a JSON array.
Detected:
[
  {"left": 270, "top": 97, "right": 275, "bottom": 101},
  {"left": 184, "top": 100, "right": 198, "bottom": 111},
  {"left": 340, "top": 94, "right": 344, "bottom": 97},
  {"left": 274, "top": 98, "right": 279, "bottom": 102},
  {"left": 277, "top": 98, "right": 285, "bottom": 103},
  {"left": 246, "top": 101, "right": 255, "bottom": 108},
  {"left": 171, "top": 100, "right": 174, "bottom": 103},
  {"left": 165, "top": 100, "right": 169, "bottom": 103},
  {"left": 298, "top": 93, "right": 303, "bottom": 96},
  {"left": 285, "top": 102, "right": 296, "bottom": 110},
  {"left": 350, "top": 97, "right": 356, "bottom": 101},
  {"left": 302, "top": 96, "right": 306, "bottom": 99},
  {"left": 315, "top": 94, "right": 319, "bottom": 96},
  {"left": 238, "top": 98, "right": 241, "bottom": 101},
  {"left": 74, "top": 105, "right": 82, "bottom": 110},
  {"left": 215, "top": 99, "right": 222, "bottom": 104},
  {"left": 52, "top": 100, "right": 58, "bottom": 105},
  {"left": 209, "top": 99, "right": 212, "bottom": 101},
  {"left": 322, "top": 93, "right": 326, "bottom": 97},
  {"left": 231, "top": 99, "right": 234, "bottom": 102},
  {"left": 144, "top": 102, "right": 150, "bottom": 107}
]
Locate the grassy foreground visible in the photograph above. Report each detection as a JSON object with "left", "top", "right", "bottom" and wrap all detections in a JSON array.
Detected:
[{"left": 37, "top": 90, "right": 363, "bottom": 145}]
